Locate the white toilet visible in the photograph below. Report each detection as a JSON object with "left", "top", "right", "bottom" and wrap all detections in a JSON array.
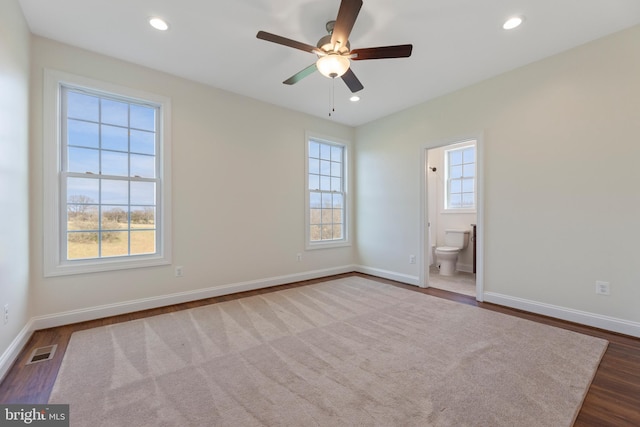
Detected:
[{"left": 435, "top": 229, "right": 471, "bottom": 276}]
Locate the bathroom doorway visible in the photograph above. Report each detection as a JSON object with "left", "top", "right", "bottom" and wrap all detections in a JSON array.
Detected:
[{"left": 420, "top": 137, "right": 483, "bottom": 300}]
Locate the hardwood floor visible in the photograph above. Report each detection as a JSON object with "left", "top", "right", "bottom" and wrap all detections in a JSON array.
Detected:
[{"left": 1, "top": 273, "right": 639, "bottom": 426}]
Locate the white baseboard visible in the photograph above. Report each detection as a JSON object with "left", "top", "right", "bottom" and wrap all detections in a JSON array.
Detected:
[
  {"left": 354, "top": 265, "right": 420, "bottom": 286},
  {"left": 30, "top": 265, "right": 357, "bottom": 331},
  {"left": 0, "top": 265, "right": 356, "bottom": 379},
  {"left": 0, "top": 320, "right": 34, "bottom": 383},
  {"left": 484, "top": 292, "right": 640, "bottom": 338}
]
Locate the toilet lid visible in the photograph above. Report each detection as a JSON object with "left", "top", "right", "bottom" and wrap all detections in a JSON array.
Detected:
[{"left": 436, "top": 246, "right": 459, "bottom": 252}]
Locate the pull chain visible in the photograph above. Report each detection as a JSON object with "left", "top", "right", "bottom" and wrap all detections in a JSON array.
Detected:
[{"left": 329, "top": 77, "right": 335, "bottom": 117}]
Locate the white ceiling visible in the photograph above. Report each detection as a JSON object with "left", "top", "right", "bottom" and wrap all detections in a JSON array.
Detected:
[{"left": 18, "top": 0, "right": 640, "bottom": 126}]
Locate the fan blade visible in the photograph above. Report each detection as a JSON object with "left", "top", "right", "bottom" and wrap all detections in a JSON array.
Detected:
[
  {"left": 257, "top": 31, "right": 321, "bottom": 55},
  {"left": 283, "top": 63, "right": 318, "bottom": 85},
  {"left": 341, "top": 68, "right": 363, "bottom": 93},
  {"left": 351, "top": 44, "right": 413, "bottom": 60},
  {"left": 331, "top": 0, "right": 363, "bottom": 51}
]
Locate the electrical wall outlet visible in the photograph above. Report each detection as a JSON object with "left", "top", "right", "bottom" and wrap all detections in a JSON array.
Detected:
[
  {"left": 175, "top": 266, "right": 184, "bottom": 277},
  {"left": 296, "top": 253, "right": 302, "bottom": 262},
  {"left": 595, "top": 281, "right": 610, "bottom": 296},
  {"left": 3, "top": 304, "right": 8, "bottom": 325},
  {"left": 409, "top": 255, "right": 416, "bottom": 264}
]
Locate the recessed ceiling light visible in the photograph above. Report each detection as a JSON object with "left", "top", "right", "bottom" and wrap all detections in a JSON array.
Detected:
[
  {"left": 350, "top": 95, "right": 360, "bottom": 102},
  {"left": 503, "top": 16, "right": 523, "bottom": 30},
  {"left": 149, "top": 17, "right": 169, "bottom": 31}
]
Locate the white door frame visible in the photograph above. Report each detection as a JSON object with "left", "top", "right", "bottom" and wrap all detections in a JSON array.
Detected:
[{"left": 418, "top": 134, "right": 484, "bottom": 302}]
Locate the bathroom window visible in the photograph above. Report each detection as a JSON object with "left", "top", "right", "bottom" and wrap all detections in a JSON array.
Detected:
[{"left": 445, "top": 143, "right": 476, "bottom": 210}]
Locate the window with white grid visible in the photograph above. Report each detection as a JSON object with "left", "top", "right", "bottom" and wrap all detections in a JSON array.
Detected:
[{"left": 445, "top": 144, "right": 476, "bottom": 210}]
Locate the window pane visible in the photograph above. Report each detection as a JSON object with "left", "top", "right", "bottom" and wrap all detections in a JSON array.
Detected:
[
  {"left": 321, "top": 208, "right": 332, "bottom": 223},
  {"left": 320, "top": 144, "right": 331, "bottom": 160},
  {"left": 67, "top": 177, "right": 99, "bottom": 203},
  {"left": 131, "top": 230, "right": 155, "bottom": 255},
  {"left": 130, "top": 130, "right": 155, "bottom": 155},
  {"left": 101, "top": 99, "right": 128, "bottom": 126},
  {"left": 310, "top": 208, "right": 321, "bottom": 224},
  {"left": 331, "top": 177, "right": 341, "bottom": 192},
  {"left": 321, "top": 192, "right": 333, "bottom": 208},
  {"left": 67, "top": 92, "right": 99, "bottom": 122},
  {"left": 102, "top": 206, "right": 128, "bottom": 229},
  {"left": 131, "top": 181, "right": 155, "bottom": 205},
  {"left": 320, "top": 176, "right": 331, "bottom": 191},
  {"left": 449, "top": 194, "right": 462, "bottom": 208},
  {"left": 67, "top": 204, "right": 98, "bottom": 226},
  {"left": 462, "top": 178, "right": 474, "bottom": 192},
  {"left": 102, "top": 125, "right": 128, "bottom": 152},
  {"left": 310, "top": 192, "right": 321, "bottom": 208},
  {"left": 331, "top": 146, "right": 342, "bottom": 162},
  {"left": 67, "top": 232, "right": 99, "bottom": 259},
  {"left": 333, "top": 224, "right": 343, "bottom": 239},
  {"left": 450, "top": 179, "right": 461, "bottom": 193},
  {"left": 102, "top": 231, "right": 128, "bottom": 257},
  {"left": 462, "top": 192, "right": 474, "bottom": 207},
  {"left": 130, "top": 154, "right": 155, "bottom": 178},
  {"left": 309, "top": 174, "right": 319, "bottom": 190},
  {"left": 320, "top": 160, "right": 331, "bottom": 175},
  {"left": 331, "top": 161, "right": 341, "bottom": 177},
  {"left": 67, "top": 119, "right": 99, "bottom": 148},
  {"left": 310, "top": 225, "right": 321, "bottom": 241},
  {"left": 332, "top": 208, "right": 343, "bottom": 223},
  {"left": 102, "top": 151, "right": 129, "bottom": 176},
  {"left": 321, "top": 225, "right": 333, "bottom": 240},
  {"left": 332, "top": 193, "right": 343, "bottom": 208},
  {"left": 450, "top": 165, "right": 463, "bottom": 179},
  {"left": 68, "top": 147, "right": 99, "bottom": 174},
  {"left": 449, "top": 150, "right": 463, "bottom": 166},
  {"left": 309, "top": 141, "right": 320, "bottom": 158},
  {"left": 309, "top": 158, "right": 319, "bottom": 174},
  {"left": 463, "top": 163, "right": 475, "bottom": 178},
  {"left": 130, "top": 104, "right": 155, "bottom": 131},
  {"left": 102, "top": 180, "right": 128, "bottom": 204},
  {"left": 131, "top": 206, "right": 155, "bottom": 226},
  {"left": 463, "top": 147, "right": 475, "bottom": 163}
]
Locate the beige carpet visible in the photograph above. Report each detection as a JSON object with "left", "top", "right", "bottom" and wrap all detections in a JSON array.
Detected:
[{"left": 49, "top": 276, "right": 607, "bottom": 426}]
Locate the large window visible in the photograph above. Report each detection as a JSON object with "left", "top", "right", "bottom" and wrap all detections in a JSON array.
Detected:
[
  {"left": 44, "top": 70, "right": 172, "bottom": 276},
  {"left": 445, "top": 143, "right": 476, "bottom": 210},
  {"left": 306, "top": 135, "right": 348, "bottom": 248}
]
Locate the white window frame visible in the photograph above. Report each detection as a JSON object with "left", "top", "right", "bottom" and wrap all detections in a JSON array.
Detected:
[
  {"left": 444, "top": 141, "right": 477, "bottom": 213},
  {"left": 43, "top": 69, "right": 172, "bottom": 276},
  {"left": 305, "top": 132, "right": 351, "bottom": 250}
]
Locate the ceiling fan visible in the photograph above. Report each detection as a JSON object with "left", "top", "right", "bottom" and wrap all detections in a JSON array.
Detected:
[{"left": 256, "top": 0, "right": 413, "bottom": 93}]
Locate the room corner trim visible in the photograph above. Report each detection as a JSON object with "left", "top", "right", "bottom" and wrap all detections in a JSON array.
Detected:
[
  {"left": 354, "top": 265, "right": 420, "bottom": 286},
  {"left": 484, "top": 292, "right": 640, "bottom": 338},
  {"left": 0, "top": 319, "right": 35, "bottom": 383}
]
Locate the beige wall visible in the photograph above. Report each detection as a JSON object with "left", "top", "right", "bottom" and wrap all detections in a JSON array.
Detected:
[
  {"left": 29, "top": 37, "right": 355, "bottom": 318},
  {"left": 356, "top": 25, "right": 640, "bottom": 326},
  {"left": 0, "top": 0, "right": 31, "bottom": 375}
]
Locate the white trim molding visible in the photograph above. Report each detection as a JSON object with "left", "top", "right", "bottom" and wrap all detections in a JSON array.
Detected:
[
  {"left": 484, "top": 292, "right": 640, "bottom": 338},
  {"left": 354, "top": 265, "right": 420, "bottom": 286},
  {"left": 0, "top": 320, "right": 34, "bottom": 383}
]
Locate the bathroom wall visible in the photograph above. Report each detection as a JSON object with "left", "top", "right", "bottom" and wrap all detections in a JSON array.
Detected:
[{"left": 427, "top": 144, "right": 476, "bottom": 272}]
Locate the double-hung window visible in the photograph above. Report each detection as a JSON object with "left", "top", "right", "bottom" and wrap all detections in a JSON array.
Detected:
[
  {"left": 306, "top": 135, "right": 349, "bottom": 248},
  {"left": 445, "top": 143, "right": 476, "bottom": 210},
  {"left": 44, "top": 70, "right": 172, "bottom": 276}
]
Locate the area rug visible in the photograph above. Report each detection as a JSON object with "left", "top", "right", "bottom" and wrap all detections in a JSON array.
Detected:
[{"left": 49, "top": 276, "right": 608, "bottom": 426}]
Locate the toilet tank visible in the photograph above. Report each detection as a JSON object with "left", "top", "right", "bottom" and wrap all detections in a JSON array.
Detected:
[{"left": 444, "top": 229, "right": 470, "bottom": 250}]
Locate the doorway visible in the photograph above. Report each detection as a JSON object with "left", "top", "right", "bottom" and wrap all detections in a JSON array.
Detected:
[{"left": 419, "top": 136, "right": 484, "bottom": 301}]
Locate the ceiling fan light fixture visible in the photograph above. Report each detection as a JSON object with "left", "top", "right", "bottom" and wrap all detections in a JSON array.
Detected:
[{"left": 316, "top": 54, "right": 350, "bottom": 78}]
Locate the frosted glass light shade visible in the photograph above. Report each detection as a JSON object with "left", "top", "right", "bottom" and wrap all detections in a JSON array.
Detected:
[{"left": 316, "top": 54, "right": 350, "bottom": 78}]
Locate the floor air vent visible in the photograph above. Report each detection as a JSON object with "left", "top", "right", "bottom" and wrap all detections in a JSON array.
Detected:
[{"left": 26, "top": 344, "right": 58, "bottom": 365}]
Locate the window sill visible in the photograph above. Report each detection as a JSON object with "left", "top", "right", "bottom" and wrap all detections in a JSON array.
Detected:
[
  {"left": 44, "top": 255, "right": 171, "bottom": 277},
  {"left": 441, "top": 209, "right": 477, "bottom": 215},
  {"left": 306, "top": 240, "right": 351, "bottom": 251}
]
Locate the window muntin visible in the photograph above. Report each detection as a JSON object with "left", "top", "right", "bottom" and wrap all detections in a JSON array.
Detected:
[
  {"left": 308, "top": 139, "right": 345, "bottom": 243},
  {"left": 445, "top": 144, "right": 476, "bottom": 210},
  {"left": 62, "top": 87, "right": 161, "bottom": 260}
]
